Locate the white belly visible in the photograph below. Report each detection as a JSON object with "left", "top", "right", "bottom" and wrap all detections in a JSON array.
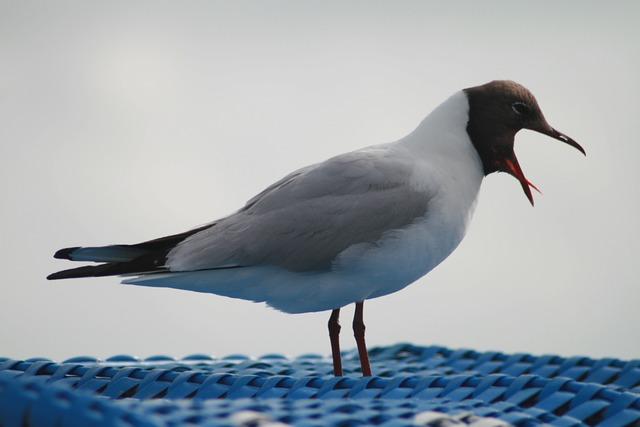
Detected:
[{"left": 348, "top": 207, "right": 477, "bottom": 299}]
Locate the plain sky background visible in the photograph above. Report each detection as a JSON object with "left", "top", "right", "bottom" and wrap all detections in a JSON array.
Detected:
[{"left": 1, "top": 1, "right": 638, "bottom": 361}]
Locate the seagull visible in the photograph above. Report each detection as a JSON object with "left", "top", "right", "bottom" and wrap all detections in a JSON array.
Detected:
[{"left": 48, "top": 80, "right": 585, "bottom": 377}]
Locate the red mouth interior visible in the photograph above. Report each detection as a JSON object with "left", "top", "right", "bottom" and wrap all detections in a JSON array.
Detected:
[{"left": 504, "top": 157, "right": 542, "bottom": 206}]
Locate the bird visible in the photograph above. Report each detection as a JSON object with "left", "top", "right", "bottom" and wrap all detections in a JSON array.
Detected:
[{"left": 48, "top": 80, "right": 585, "bottom": 377}]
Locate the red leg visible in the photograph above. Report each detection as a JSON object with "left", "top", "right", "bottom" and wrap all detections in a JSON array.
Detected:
[
  {"left": 353, "top": 301, "right": 372, "bottom": 376},
  {"left": 328, "top": 308, "right": 343, "bottom": 376}
]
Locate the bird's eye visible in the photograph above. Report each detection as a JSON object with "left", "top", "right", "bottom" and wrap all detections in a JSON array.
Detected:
[{"left": 512, "top": 102, "right": 530, "bottom": 116}]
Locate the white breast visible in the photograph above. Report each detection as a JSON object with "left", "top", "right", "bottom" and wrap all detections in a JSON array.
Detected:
[{"left": 334, "top": 91, "right": 484, "bottom": 299}]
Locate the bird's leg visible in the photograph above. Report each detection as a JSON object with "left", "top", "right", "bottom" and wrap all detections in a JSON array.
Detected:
[
  {"left": 328, "top": 308, "right": 343, "bottom": 376},
  {"left": 353, "top": 301, "right": 372, "bottom": 376}
]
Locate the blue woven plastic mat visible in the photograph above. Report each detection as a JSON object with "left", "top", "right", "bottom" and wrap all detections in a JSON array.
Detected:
[{"left": 1, "top": 344, "right": 639, "bottom": 426}]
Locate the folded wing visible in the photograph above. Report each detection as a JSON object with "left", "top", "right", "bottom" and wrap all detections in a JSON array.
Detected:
[{"left": 167, "top": 146, "right": 432, "bottom": 272}]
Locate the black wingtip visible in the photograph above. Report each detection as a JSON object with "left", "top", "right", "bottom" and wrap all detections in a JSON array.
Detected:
[
  {"left": 46, "top": 262, "right": 146, "bottom": 280},
  {"left": 53, "top": 247, "right": 80, "bottom": 260},
  {"left": 46, "top": 266, "right": 98, "bottom": 280},
  {"left": 47, "top": 264, "right": 107, "bottom": 280},
  {"left": 47, "top": 269, "right": 79, "bottom": 280}
]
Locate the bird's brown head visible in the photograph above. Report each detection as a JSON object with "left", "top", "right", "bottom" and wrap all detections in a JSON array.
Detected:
[{"left": 463, "top": 80, "right": 585, "bottom": 205}]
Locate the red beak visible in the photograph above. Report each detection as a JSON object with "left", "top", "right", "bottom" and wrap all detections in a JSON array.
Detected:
[{"left": 503, "top": 155, "right": 541, "bottom": 206}]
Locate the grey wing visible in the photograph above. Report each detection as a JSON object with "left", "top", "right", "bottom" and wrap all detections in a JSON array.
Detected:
[{"left": 167, "top": 147, "right": 432, "bottom": 272}]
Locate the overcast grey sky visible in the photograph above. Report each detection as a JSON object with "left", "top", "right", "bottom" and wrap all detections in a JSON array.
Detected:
[{"left": 1, "top": 1, "right": 638, "bottom": 361}]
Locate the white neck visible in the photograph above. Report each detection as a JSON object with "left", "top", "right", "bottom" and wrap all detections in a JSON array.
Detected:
[
  {"left": 398, "top": 90, "right": 485, "bottom": 219},
  {"left": 402, "top": 91, "right": 475, "bottom": 153}
]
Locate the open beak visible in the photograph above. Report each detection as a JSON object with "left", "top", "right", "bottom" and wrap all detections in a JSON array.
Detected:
[{"left": 506, "top": 125, "right": 585, "bottom": 206}]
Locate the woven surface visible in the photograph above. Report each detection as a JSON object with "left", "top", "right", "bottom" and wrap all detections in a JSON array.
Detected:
[{"left": 1, "top": 344, "right": 639, "bottom": 426}]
